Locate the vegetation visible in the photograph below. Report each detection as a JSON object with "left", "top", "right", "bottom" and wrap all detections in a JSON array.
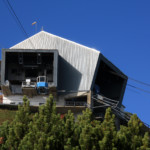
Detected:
[
  {"left": 0, "top": 109, "right": 16, "bottom": 125},
  {"left": 0, "top": 95, "right": 150, "bottom": 150}
]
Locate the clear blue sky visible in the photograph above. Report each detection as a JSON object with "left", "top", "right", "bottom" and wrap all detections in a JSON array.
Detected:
[{"left": 0, "top": 0, "right": 150, "bottom": 124}]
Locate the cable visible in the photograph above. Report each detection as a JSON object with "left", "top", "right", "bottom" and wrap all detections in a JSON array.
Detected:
[
  {"left": 4, "top": 0, "right": 150, "bottom": 96},
  {"left": 4, "top": 0, "right": 27, "bottom": 36},
  {"left": 109, "top": 71, "right": 150, "bottom": 88},
  {"left": 108, "top": 70, "right": 150, "bottom": 94},
  {"left": 4, "top": 0, "right": 150, "bottom": 92},
  {"left": 3, "top": 0, "right": 35, "bottom": 49},
  {"left": 129, "top": 77, "right": 150, "bottom": 87},
  {"left": 126, "top": 87, "right": 140, "bottom": 94},
  {"left": 91, "top": 94, "right": 131, "bottom": 122},
  {"left": 127, "top": 84, "right": 150, "bottom": 94}
]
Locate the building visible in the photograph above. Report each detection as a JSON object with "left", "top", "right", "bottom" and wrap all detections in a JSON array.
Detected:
[{"left": 1, "top": 31, "right": 128, "bottom": 119}]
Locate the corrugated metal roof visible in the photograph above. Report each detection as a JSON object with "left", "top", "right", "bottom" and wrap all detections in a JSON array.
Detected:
[{"left": 10, "top": 31, "right": 100, "bottom": 91}]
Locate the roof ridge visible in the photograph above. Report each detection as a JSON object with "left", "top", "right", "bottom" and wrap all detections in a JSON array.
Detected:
[
  {"left": 10, "top": 31, "right": 42, "bottom": 49},
  {"left": 10, "top": 30, "right": 100, "bottom": 54},
  {"left": 41, "top": 31, "right": 100, "bottom": 53}
]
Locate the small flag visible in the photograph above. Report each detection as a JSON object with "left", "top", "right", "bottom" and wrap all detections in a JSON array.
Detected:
[{"left": 32, "top": 21, "right": 37, "bottom": 25}]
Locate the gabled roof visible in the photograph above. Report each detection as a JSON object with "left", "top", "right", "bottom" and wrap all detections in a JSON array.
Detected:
[
  {"left": 11, "top": 31, "right": 100, "bottom": 54},
  {"left": 10, "top": 31, "right": 100, "bottom": 91}
]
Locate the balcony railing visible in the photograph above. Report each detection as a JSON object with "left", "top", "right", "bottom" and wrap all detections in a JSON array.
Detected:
[{"left": 65, "top": 101, "right": 87, "bottom": 106}]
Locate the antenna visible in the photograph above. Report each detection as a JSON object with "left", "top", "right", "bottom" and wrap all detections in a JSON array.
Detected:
[
  {"left": 41, "top": 26, "right": 44, "bottom": 31},
  {"left": 32, "top": 21, "right": 37, "bottom": 33}
]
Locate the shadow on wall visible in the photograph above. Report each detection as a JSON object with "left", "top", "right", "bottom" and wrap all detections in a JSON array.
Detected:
[{"left": 58, "top": 56, "right": 82, "bottom": 91}]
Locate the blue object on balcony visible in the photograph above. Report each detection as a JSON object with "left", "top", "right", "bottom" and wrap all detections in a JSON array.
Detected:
[{"left": 37, "top": 82, "right": 48, "bottom": 88}]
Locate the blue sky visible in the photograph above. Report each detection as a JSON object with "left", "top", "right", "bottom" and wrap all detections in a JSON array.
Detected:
[{"left": 1, "top": 0, "right": 150, "bottom": 124}]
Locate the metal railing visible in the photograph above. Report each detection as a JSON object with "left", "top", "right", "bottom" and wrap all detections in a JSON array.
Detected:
[
  {"left": 92, "top": 94, "right": 131, "bottom": 122},
  {"left": 65, "top": 101, "right": 87, "bottom": 106},
  {"left": 22, "top": 81, "right": 36, "bottom": 88}
]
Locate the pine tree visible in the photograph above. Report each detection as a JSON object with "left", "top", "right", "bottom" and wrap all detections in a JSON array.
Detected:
[
  {"left": 117, "top": 114, "right": 144, "bottom": 150},
  {"left": 99, "top": 107, "right": 117, "bottom": 150},
  {"left": 1, "top": 95, "right": 150, "bottom": 150},
  {"left": 77, "top": 108, "right": 102, "bottom": 150},
  {"left": 117, "top": 125, "right": 131, "bottom": 150},
  {"left": 128, "top": 114, "right": 143, "bottom": 149},
  {"left": 5, "top": 95, "right": 31, "bottom": 150},
  {"left": 74, "top": 108, "right": 93, "bottom": 148},
  {"left": 18, "top": 94, "right": 63, "bottom": 150},
  {"left": 79, "top": 124, "right": 102, "bottom": 150},
  {"left": 0, "top": 121, "right": 10, "bottom": 150},
  {"left": 79, "top": 124, "right": 93, "bottom": 150},
  {"left": 90, "top": 120, "right": 102, "bottom": 150},
  {"left": 140, "top": 132, "right": 150, "bottom": 150},
  {"left": 63, "top": 110, "right": 75, "bottom": 150}
]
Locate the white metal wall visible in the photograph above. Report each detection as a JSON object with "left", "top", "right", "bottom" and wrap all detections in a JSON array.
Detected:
[{"left": 11, "top": 31, "right": 100, "bottom": 91}]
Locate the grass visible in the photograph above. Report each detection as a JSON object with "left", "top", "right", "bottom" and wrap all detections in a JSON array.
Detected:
[{"left": 0, "top": 109, "right": 16, "bottom": 125}]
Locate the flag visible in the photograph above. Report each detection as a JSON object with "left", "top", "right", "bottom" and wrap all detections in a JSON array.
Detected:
[{"left": 32, "top": 21, "right": 37, "bottom": 25}]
